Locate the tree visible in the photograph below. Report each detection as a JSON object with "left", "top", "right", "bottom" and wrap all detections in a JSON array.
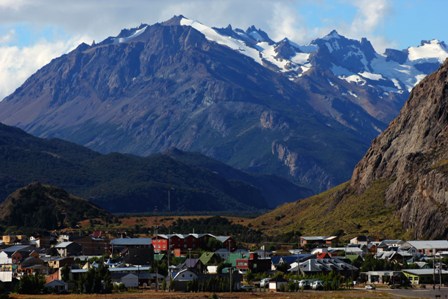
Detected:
[
  {"left": 61, "top": 265, "right": 70, "bottom": 282},
  {"left": 18, "top": 274, "right": 44, "bottom": 294}
]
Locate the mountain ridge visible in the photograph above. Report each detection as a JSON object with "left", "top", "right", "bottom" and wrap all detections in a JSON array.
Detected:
[
  {"left": 0, "top": 122, "right": 308, "bottom": 212},
  {"left": 0, "top": 16, "right": 446, "bottom": 195}
]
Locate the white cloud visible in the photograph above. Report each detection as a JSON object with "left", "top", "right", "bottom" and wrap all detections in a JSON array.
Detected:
[
  {"left": 345, "top": 0, "right": 393, "bottom": 52},
  {"left": 0, "top": 0, "right": 26, "bottom": 10},
  {"left": 0, "top": 35, "right": 90, "bottom": 100},
  {"left": 0, "top": 29, "right": 15, "bottom": 44},
  {"left": 350, "top": 0, "right": 389, "bottom": 32},
  {"left": 269, "top": 2, "right": 308, "bottom": 43}
]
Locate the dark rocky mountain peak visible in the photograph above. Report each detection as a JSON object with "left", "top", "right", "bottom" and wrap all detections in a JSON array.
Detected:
[
  {"left": 385, "top": 48, "right": 408, "bottom": 64},
  {"left": 245, "top": 25, "right": 274, "bottom": 44},
  {"left": 274, "top": 38, "right": 301, "bottom": 60},
  {"left": 161, "top": 14, "right": 186, "bottom": 26},
  {"left": 311, "top": 31, "right": 378, "bottom": 74}
]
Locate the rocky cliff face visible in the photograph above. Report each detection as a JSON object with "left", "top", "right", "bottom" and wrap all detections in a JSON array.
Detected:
[{"left": 351, "top": 59, "right": 448, "bottom": 238}]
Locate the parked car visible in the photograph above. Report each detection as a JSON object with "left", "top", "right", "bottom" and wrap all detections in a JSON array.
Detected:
[
  {"left": 260, "top": 278, "right": 271, "bottom": 288},
  {"left": 240, "top": 285, "right": 254, "bottom": 292},
  {"left": 298, "top": 279, "right": 312, "bottom": 289},
  {"left": 311, "top": 280, "right": 324, "bottom": 290},
  {"left": 365, "top": 284, "right": 376, "bottom": 290}
]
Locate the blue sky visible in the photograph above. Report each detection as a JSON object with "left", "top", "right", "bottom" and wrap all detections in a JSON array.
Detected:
[{"left": 0, "top": 0, "right": 446, "bottom": 99}]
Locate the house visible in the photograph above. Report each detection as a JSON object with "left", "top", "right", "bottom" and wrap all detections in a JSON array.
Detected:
[
  {"left": 289, "top": 258, "right": 358, "bottom": 277},
  {"left": 214, "top": 236, "right": 236, "bottom": 251},
  {"left": 214, "top": 248, "right": 230, "bottom": 261},
  {"left": 0, "top": 244, "right": 36, "bottom": 281},
  {"left": 171, "top": 268, "right": 198, "bottom": 291},
  {"left": 55, "top": 242, "right": 82, "bottom": 257},
  {"left": 375, "top": 249, "right": 414, "bottom": 263},
  {"left": 70, "top": 266, "right": 150, "bottom": 282},
  {"left": 19, "top": 256, "right": 47, "bottom": 276},
  {"left": 171, "top": 269, "right": 242, "bottom": 292},
  {"left": 401, "top": 240, "right": 448, "bottom": 256},
  {"left": 136, "top": 272, "right": 165, "bottom": 288},
  {"left": 271, "top": 254, "right": 314, "bottom": 271},
  {"left": 235, "top": 252, "right": 271, "bottom": 273},
  {"left": 111, "top": 272, "right": 138, "bottom": 288},
  {"left": 47, "top": 257, "right": 74, "bottom": 270},
  {"left": 199, "top": 252, "right": 221, "bottom": 274},
  {"left": 123, "top": 247, "right": 154, "bottom": 266},
  {"left": 0, "top": 252, "right": 12, "bottom": 282},
  {"left": 402, "top": 268, "right": 448, "bottom": 285},
  {"left": 110, "top": 238, "right": 152, "bottom": 252},
  {"left": 74, "top": 235, "right": 109, "bottom": 256},
  {"left": 181, "top": 258, "right": 205, "bottom": 273},
  {"left": 152, "top": 234, "right": 234, "bottom": 254},
  {"left": 2, "top": 245, "right": 35, "bottom": 261},
  {"left": 376, "top": 240, "right": 404, "bottom": 253},
  {"left": 199, "top": 252, "right": 221, "bottom": 266},
  {"left": 44, "top": 279, "right": 68, "bottom": 293},
  {"left": 350, "top": 236, "right": 371, "bottom": 246},
  {"left": 226, "top": 251, "right": 249, "bottom": 268},
  {"left": 1, "top": 235, "right": 27, "bottom": 245},
  {"left": 300, "top": 236, "right": 338, "bottom": 248},
  {"left": 360, "top": 271, "right": 403, "bottom": 284}
]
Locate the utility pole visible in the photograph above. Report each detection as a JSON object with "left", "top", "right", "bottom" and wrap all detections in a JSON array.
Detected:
[
  {"left": 433, "top": 247, "right": 436, "bottom": 290},
  {"left": 167, "top": 233, "right": 171, "bottom": 292},
  {"left": 438, "top": 252, "right": 442, "bottom": 290},
  {"left": 229, "top": 241, "right": 232, "bottom": 293},
  {"left": 167, "top": 189, "right": 171, "bottom": 212}
]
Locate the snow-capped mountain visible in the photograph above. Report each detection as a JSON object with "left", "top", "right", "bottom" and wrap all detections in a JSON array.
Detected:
[
  {"left": 163, "top": 16, "right": 446, "bottom": 123},
  {"left": 0, "top": 15, "right": 446, "bottom": 197},
  {"left": 175, "top": 16, "right": 447, "bottom": 95}
]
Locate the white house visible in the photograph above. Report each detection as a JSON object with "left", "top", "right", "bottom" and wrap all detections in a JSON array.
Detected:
[
  {"left": 172, "top": 268, "right": 198, "bottom": 282},
  {"left": 119, "top": 273, "right": 139, "bottom": 288},
  {"left": 0, "top": 251, "right": 13, "bottom": 282},
  {"left": 401, "top": 240, "right": 448, "bottom": 256}
]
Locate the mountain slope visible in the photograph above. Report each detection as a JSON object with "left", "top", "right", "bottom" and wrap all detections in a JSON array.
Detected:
[
  {"left": 0, "top": 16, "right": 375, "bottom": 193},
  {"left": 0, "top": 123, "right": 307, "bottom": 212},
  {"left": 254, "top": 59, "right": 448, "bottom": 239},
  {"left": 0, "top": 16, "right": 446, "bottom": 194},
  {"left": 0, "top": 182, "right": 110, "bottom": 230}
]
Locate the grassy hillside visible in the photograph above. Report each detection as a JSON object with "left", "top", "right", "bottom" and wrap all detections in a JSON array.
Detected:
[
  {"left": 0, "top": 182, "right": 111, "bottom": 230},
  {"left": 251, "top": 180, "right": 412, "bottom": 241}
]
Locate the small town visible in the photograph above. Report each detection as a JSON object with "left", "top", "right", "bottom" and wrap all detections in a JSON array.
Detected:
[
  {"left": 0, "top": 230, "right": 448, "bottom": 297},
  {"left": 1, "top": 1, "right": 448, "bottom": 299}
]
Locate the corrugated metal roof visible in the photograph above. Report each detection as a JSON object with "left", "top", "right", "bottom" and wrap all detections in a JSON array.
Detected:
[
  {"left": 406, "top": 240, "right": 448, "bottom": 250},
  {"left": 110, "top": 238, "right": 152, "bottom": 246},
  {"left": 3, "top": 245, "right": 33, "bottom": 253},
  {"left": 403, "top": 269, "right": 448, "bottom": 275},
  {"left": 55, "top": 242, "right": 73, "bottom": 248}
]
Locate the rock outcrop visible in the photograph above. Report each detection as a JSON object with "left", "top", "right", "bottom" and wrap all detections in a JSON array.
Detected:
[{"left": 351, "top": 59, "right": 448, "bottom": 238}]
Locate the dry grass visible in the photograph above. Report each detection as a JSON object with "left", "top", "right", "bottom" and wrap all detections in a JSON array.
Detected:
[
  {"left": 77, "top": 215, "right": 253, "bottom": 235},
  {"left": 250, "top": 180, "right": 410, "bottom": 241},
  {"left": 9, "top": 289, "right": 400, "bottom": 299}
]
